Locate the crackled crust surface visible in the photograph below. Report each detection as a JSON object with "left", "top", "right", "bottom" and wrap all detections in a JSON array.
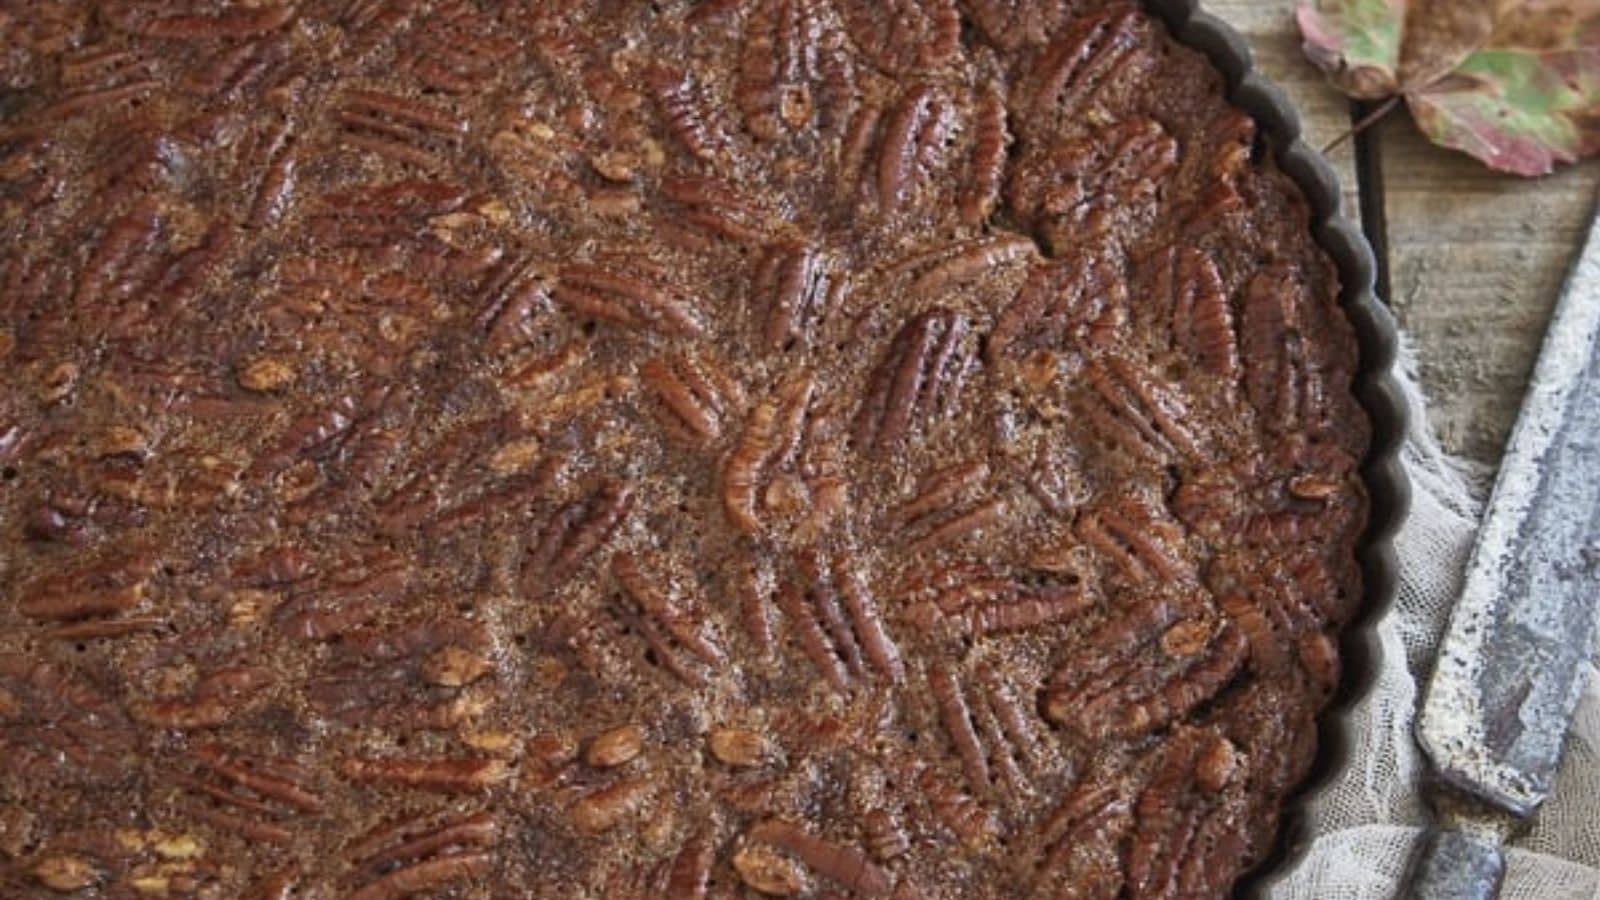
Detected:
[{"left": 0, "top": 1, "right": 1368, "bottom": 898}]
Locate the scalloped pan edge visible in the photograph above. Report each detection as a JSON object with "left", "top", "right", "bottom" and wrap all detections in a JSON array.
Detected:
[{"left": 1139, "top": 1, "right": 1414, "bottom": 896}]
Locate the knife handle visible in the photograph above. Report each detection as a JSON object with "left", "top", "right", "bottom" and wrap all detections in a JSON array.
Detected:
[{"left": 1395, "top": 827, "right": 1506, "bottom": 900}]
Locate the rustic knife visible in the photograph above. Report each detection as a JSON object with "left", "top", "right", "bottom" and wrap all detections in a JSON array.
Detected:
[{"left": 1401, "top": 194, "right": 1600, "bottom": 900}]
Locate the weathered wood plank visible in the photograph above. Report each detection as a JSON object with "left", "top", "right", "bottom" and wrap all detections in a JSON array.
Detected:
[{"left": 1376, "top": 116, "right": 1600, "bottom": 464}]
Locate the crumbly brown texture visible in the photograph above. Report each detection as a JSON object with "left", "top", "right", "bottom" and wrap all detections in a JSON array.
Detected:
[{"left": 0, "top": 1, "right": 1370, "bottom": 898}]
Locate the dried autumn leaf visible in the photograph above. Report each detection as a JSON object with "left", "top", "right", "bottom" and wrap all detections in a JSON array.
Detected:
[{"left": 1297, "top": 0, "right": 1600, "bottom": 174}]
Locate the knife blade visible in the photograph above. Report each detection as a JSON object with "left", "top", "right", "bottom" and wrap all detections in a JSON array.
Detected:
[{"left": 1402, "top": 193, "right": 1600, "bottom": 900}]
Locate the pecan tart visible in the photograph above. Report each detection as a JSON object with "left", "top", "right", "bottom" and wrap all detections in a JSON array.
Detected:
[{"left": 0, "top": 1, "right": 1369, "bottom": 898}]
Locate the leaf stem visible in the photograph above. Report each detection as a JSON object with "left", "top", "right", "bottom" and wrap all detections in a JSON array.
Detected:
[{"left": 1323, "top": 95, "right": 1402, "bottom": 154}]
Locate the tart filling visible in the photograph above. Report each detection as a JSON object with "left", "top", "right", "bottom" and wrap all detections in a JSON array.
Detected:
[{"left": 0, "top": 1, "right": 1367, "bottom": 897}]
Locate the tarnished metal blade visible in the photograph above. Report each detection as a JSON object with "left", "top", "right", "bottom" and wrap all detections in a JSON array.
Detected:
[{"left": 1417, "top": 198, "right": 1600, "bottom": 819}]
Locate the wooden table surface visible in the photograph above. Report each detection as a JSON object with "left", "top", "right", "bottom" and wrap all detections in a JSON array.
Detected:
[{"left": 1208, "top": 1, "right": 1600, "bottom": 466}]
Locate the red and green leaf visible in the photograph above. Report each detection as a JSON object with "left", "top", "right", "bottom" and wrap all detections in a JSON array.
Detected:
[
  {"left": 1297, "top": 0, "right": 1409, "bottom": 98},
  {"left": 1297, "top": 0, "right": 1600, "bottom": 175}
]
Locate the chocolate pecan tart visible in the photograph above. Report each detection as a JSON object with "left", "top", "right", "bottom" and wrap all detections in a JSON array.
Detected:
[{"left": 0, "top": 1, "right": 1371, "bottom": 897}]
